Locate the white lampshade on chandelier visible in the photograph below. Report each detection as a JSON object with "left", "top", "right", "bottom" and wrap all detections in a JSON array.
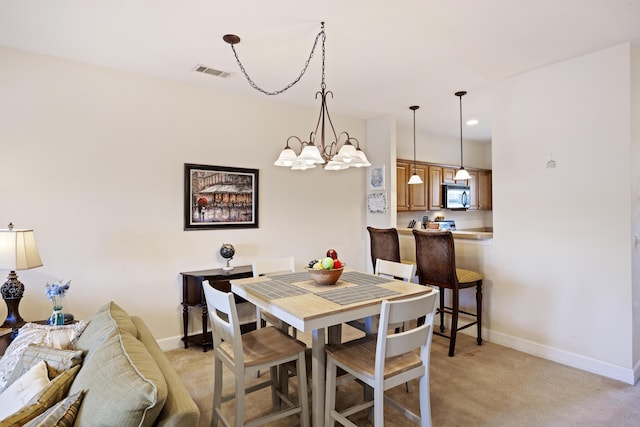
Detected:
[
  {"left": 454, "top": 91, "right": 472, "bottom": 181},
  {"left": 408, "top": 105, "right": 423, "bottom": 185},
  {"left": 224, "top": 22, "right": 370, "bottom": 171}
]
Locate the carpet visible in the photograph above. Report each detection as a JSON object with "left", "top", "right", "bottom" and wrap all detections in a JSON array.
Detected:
[{"left": 166, "top": 328, "right": 640, "bottom": 426}]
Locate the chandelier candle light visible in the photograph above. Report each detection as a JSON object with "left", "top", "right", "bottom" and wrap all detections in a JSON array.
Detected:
[
  {"left": 223, "top": 22, "right": 370, "bottom": 170},
  {"left": 454, "top": 91, "right": 472, "bottom": 181}
]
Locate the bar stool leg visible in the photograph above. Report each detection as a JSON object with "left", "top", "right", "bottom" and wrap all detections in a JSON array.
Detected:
[
  {"left": 439, "top": 289, "right": 446, "bottom": 333},
  {"left": 476, "top": 281, "right": 483, "bottom": 346},
  {"left": 449, "top": 290, "right": 459, "bottom": 357}
]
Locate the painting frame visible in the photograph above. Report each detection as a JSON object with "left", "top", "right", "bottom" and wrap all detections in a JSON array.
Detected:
[
  {"left": 369, "top": 165, "right": 385, "bottom": 190},
  {"left": 184, "top": 163, "right": 259, "bottom": 230}
]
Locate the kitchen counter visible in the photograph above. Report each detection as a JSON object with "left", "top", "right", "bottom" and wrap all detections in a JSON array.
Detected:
[{"left": 397, "top": 227, "right": 493, "bottom": 241}]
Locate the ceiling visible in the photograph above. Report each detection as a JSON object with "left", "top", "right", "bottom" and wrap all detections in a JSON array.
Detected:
[{"left": 1, "top": 1, "right": 639, "bottom": 143}]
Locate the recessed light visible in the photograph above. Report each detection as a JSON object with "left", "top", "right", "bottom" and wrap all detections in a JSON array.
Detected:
[{"left": 466, "top": 119, "right": 479, "bottom": 126}]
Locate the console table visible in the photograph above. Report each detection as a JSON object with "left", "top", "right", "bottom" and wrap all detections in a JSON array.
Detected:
[{"left": 180, "top": 265, "right": 253, "bottom": 352}]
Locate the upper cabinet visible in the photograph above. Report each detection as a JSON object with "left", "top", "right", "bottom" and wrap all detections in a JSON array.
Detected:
[
  {"left": 397, "top": 161, "right": 427, "bottom": 211},
  {"left": 398, "top": 159, "right": 492, "bottom": 211}
]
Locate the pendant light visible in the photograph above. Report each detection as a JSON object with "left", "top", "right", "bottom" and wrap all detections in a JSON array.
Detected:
[
  {"left": 454, "top": 91, "right": 472, "bottom": 181},
  {"left": 407, "top": 105, "right": 423, "bottom": 185}
]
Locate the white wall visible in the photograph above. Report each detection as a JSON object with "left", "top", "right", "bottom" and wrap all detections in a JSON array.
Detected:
[
  {"left": 631, "top": 42, "right": 640, "bottom": 372},
  {"left": 492, "top": 43, "right": 636, "bottom": 382},
  {"left": 0, "top": 46, "right": 368, "bottom": 347}
]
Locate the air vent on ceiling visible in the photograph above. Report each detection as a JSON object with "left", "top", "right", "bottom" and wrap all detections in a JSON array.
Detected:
[{"left": 193, "top": 64, "right": 229, "bottom": 78}]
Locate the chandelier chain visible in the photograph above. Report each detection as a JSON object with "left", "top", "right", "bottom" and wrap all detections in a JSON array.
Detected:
[{"left": 229, "top": 23, "right": 326, "bottom": 96}]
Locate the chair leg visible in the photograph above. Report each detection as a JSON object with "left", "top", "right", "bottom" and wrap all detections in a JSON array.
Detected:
[
  {"left": 439, "top": 289, "right": 445, "bottom": 333},
  {"left": 448, "top": 290, "right": 459, "bottom": 357},
  {"left": 476, "top": 281, "right": 483, "bottom": 345},
  {"left": 418, "top": 373, "right": 432, "bottom": 427},
  {"left": 297, "top": 352, "right": 310, "bottom": 427},
  {"left": 235, "top": 371, "right": 245, "bottom": 426},
  {"left": 212, "top": 358, "right": 223, "bottom": 427},
  {"left": 324, "top": 356, "right": 337, "bottom": 427},
  {"left": 373, "top": 380, "right": 385, "bottom": 426},
  {"left": 270, "top": 365, "right": 279, "bottom": 410}
]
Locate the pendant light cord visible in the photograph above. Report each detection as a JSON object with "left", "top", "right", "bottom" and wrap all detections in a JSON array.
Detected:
[
  {"left": 455, "top": 91, "right": 467, "bottom": 168},
  {"left": 410, "top": 105, "right": 419, "bottom": 173}
]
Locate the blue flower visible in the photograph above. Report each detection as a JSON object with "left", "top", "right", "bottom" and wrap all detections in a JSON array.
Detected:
[{"left": 45, "top": 280, "right": 71, "bottom": 301}]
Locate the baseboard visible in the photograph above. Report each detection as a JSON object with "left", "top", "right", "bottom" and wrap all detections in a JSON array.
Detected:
[
  {"left": 482, "top": 328, "right": 636, "bottom": 385},
  {"left": 157, "top": 335, "right": 188, "bottom": 352}
]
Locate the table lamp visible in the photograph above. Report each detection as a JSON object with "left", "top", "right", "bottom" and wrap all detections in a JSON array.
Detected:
[{"left": 0, "top": 222, "right": 43, "bottom": 328}]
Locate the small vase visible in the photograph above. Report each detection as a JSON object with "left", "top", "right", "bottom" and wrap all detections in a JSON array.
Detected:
[
  {"left": 48, "top": 307, "right": 64, "bottom": 325},
  {"left": 48, "top": 296, "right": 65, "bottom": 325}
]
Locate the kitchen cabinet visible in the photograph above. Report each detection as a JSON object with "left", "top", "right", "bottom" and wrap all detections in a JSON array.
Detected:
[
  {"left": 396, "top": 162, "right": 409, "bottom": 211},
  {"left": 467, "top": 170, "right": 492, "bottom": 210},
  {"left": 443, "top": 168, "right": 457, "bottom": 184},
  {"left": 478, "top": 171, "right": 492, "bottom": 210},
  {"left": 397, "top": 159, "right": 492, "bottom": 211},
  {"left": 398, "top": 161, "right": 427, "bottom": 211},
  {"left": 428, "top": 166, "right": 443, "bottom": 210}
]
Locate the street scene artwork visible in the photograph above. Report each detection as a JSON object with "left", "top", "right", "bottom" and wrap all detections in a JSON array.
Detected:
[{"left": 184, "top": 164, "right": 259, "bottom": 229}]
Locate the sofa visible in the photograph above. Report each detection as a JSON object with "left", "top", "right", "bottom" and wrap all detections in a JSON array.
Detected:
[{"left": 0, "top": 301, "right": 200, "bottom": 426}]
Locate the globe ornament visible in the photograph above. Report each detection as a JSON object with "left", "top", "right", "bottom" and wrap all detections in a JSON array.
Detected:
[{"left": 220, "top": 243, "right": 235, "bottom": 271}]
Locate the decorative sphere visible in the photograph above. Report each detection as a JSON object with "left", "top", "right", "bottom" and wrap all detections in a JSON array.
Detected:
[{"left": 220, "top": 244, "right": 235, "bottom": 260}]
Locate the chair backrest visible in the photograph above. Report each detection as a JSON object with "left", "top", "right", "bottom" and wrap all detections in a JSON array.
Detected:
[
  {"left": 252, "top": 256, "right": 295, "bottom": 277},
  {"left": 413, "top": 230, "right": 458, "bottom": 289},
  {"left": 375, "top": 291, "right": 438, "bottom": 374},
  {"left": 375, "top": 259, "right": 416, "bottom": 282},
  {"left": 367, "top": 226, "right": 401, "bottom": 269},
  {"left": 202, "top": 281, "right": 244, "bottom": 366}
]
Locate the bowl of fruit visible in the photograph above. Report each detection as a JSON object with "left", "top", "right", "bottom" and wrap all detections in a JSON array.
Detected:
[{"left": 306, "top": 249, "right": 345, "bottom": 286}]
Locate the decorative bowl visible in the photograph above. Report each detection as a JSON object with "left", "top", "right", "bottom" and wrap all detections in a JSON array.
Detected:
[{"left": 306, "top": 266, "right": 345, "bottom": 286}]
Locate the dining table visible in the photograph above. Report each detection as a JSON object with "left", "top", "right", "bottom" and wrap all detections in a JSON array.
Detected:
[{"left": 231, "top": 268, "right": 435, "bottom": 426}]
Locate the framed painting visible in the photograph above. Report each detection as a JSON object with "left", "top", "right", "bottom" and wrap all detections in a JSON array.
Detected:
[
  {"left": 184, "top": 163, "right": 259, "bottom": 230},
  {"left": 369, "top": 165, "right": 385, "bottom": 190}
]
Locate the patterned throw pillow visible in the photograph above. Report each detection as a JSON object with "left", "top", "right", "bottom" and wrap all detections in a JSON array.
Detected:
[
  {"left": 4, "top": 345, "right": 84, "bottom": 389},
  {"left": 23, "top": 390, "right": 85, "bottom": 427},
  {"left": 0, "top": 322, "right": 87, "bottom": 392},
  {"left": 0, "top": 364, "right": 81, "bottom": 426}
]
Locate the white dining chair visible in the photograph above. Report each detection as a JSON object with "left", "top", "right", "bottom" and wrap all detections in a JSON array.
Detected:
[
  {"left": 347, "top": 258, "right": 416, "bottom": 335},
  {"left": 251, "top": 256, "right": 297, "bottom": 338},
  {"left": 202, "top": 281, "right": 310, "bottom": 427},
  {"left": 324, "top": 289, "right": 439, "bottom": 427}
]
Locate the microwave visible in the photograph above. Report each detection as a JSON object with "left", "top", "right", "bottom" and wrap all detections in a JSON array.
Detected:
[{"left": 441, "top": 184, "right": 470, "bottom": 209}]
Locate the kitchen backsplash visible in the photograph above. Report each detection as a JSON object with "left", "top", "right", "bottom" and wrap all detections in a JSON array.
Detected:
[{"left": 398, "top": 209, "right": 492, "bottom": 231}]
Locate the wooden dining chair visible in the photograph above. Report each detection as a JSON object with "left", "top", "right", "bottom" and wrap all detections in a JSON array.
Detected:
[
  {"left": 251, "top": 256, "right": 297, "bottom": 338},
  {"left": 202, "top": 281, "right": 310, "bottom": 427},
  {"left": 324, "top": 290, "right": 439, "bottom": 427},
  {"left": 413, "top": 229, "right": 484, "bottom": 357}
]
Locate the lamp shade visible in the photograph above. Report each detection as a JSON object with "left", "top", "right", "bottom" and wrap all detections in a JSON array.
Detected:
[
  {"left": 0, "top": 228, "right": 43, "bottom": 271},
  {"left": 454, "top": 167, "right": 472, "bottom": 181}
]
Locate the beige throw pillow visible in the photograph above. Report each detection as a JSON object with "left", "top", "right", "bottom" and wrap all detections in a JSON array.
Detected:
[
  {"left": 0, "top": 322, "right": 87, "bottom": 393},
  {"left": 0, "top": 361, "right": 50, "bottom": 421}
]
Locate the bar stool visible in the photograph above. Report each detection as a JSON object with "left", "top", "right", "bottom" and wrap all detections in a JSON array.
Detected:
[
  {"left": 366, "top": 226, "right": 401, "bottom": 269},
  {"left": 412, "top": 229, "right": 483, "bottom": 357}
]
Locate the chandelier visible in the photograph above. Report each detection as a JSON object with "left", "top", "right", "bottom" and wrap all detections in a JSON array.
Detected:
[{"left": 224, "top": 22, "right": 370, "bottom": 171}]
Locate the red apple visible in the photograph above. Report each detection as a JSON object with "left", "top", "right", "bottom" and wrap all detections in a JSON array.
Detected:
[
  {"left": 326, "top": 249, "right": 338, "bottom": 260},
  {"left": 333, "top": 259, "right": 342, "bottom": 269}
]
